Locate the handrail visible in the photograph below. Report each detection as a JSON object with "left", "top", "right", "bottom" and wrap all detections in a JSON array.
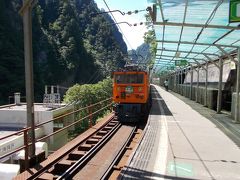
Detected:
[
  {"left": 0, "top": 97, "right": 113, "bottom": 168},
  {"left": 0, "top": 98, "right": 111, "bottom": 141}
]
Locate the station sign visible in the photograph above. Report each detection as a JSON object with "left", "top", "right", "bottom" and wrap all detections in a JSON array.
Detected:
[
  {"left": 229, "top": 0, "right": 240, "bottom": 23},
  {"left": 175, "top": 60, "right": 188, "bottom": 67}
]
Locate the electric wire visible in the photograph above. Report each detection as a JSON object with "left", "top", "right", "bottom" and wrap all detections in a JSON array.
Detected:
[{"left": 103, "top": 0, "right": 134, "bottom": 50}]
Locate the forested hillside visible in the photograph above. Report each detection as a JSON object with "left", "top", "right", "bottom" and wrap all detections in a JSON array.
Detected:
[{"left": 0, "top": 0, "right": 127, "bottom": 104}]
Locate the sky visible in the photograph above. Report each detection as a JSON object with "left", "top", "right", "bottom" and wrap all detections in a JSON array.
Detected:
[{"left": 94, "top": 0, "right": 152, "bottom": 50}]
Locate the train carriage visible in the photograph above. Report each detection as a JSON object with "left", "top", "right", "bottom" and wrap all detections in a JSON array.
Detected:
[{"left": 113, "top": 68, "right": 151, "bottom": 122}]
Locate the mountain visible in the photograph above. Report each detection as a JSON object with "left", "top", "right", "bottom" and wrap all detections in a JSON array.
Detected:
[
  {"left": 128, "top": 43, "right": 151, "bottom": 64},
  {"left": 0, "top": 0, "right": 127, "bottom": 105}
]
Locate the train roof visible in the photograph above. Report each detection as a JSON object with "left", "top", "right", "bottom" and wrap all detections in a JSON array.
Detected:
[{"left": 114, "top": 64, "right": 149, "bottom": 73}]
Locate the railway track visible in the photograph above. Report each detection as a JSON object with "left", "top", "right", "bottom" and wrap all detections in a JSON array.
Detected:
[
  {"left": 23, "top": 116, "right": 120, "bottom": 180},
  {"left": 71, "top": 125, "right": 137, "bottom": 180},
  {"left": 100, "top": 126, "right": 136, "bottom": 180},
  {"left": 14, "top": 113, "right": 145, "bottom": 180}
]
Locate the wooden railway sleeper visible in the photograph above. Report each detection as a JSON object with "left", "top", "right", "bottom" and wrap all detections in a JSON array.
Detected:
[
  {"left": 67, "top": 151, "right": 85, "bottom": 160},
  {"left": 102, "top": 126, "right": 113, "bottom": 131},
  {"left": 53, "top": 160, "right": 77, "bottom": 175},
  {"left": 57, "top": 122, "right": 121, "bottom": 180},
  {"left": 78, "top": 144, "right": 92, "bottom": 151},
  {"left": 23, "top": 116, "right": 117, "bottom": 180},
  {"left": 91, "top": 135, "right": 103, "bottom": 139},
  {"left": 86, "top": 138, "right": 100, "bottom": 144},
  {"left": 97, "top": 130, "right": 108, "bottom": 136}
]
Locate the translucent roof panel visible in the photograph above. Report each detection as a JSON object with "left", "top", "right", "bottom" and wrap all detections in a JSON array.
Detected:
[
  {"left": 191, "top": 45, "right": 210, "bottom": 52},
  {"left": 185, "top": 0, "right": 221, "bottom": 24},
  {"left": 161, "top": 1, "right": 185, "bottom": 23},
  {"left": 181, "top": 27, "right": 200, "bottom": 42},
  {"left": 217, "top": 30, "right": 240, "bottom": 45},
  {"left": 233, "top": 41, "right": 240, "bottom": 46},
  {"left": 152, "top": 0, "right": 240, "bottom": 71},
  {"left": 155, "top": 25, "right": 164, "bottom": 40},
  {"left": 153, "top": 0, "right": 240, "bottom": 71},
  {"left": 197, "top": 28, "right": 229, "bottom": 44},
  {"left": 164, "top": 26, "right": 181, "bottom": 41},
  {"left": 193, "top": 54, "right": 207, "bottom": 60},
  {"left": 203, "top": 46, "right": 220, "bottom": 54},
  {"left": 161, "top": 50, "right": 176, "bottom": 56},
  {"left": 157, "top": 42, "right": 178, "bottom": 50},
  {"left": 178, "top": 44, "right": 194, "bottom": 52}
]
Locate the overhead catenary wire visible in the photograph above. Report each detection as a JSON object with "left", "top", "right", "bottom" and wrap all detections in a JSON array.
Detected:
[
  {"left": 102, "top": 0, "right": 134, "bottom": 50},
  {"left": 84, "top": 1, "right": 153, "bottom": 84}
]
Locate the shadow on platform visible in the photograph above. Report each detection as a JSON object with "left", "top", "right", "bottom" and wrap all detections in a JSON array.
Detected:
[
  {"left": 119, "top": 166, "right": 199, "bottom": 180},
  {"left": 150, "top": 86, "right": 172, "bottom": 116}
]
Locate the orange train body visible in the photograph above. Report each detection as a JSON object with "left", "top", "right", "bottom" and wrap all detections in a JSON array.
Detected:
[
  {"left": 113, "top": 71, "right": 150, "bottom": 104},
  {"left": 112, "top": 70, "right": 151, "bottom": 122}
]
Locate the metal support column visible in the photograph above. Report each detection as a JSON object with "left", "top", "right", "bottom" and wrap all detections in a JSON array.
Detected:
[
  {"left": 175, "top": 72, "right": 177, "bottom": 92},
  {"left": 190, "top": 66, "right": 193, "bottom": 100},
  {"left": 204, "top": 62, "right": 208, "bottom": 107},
  {"left": 196, "top": 66, "right": 199, "bottom": 103},
  {"left": 20, "top": 0, "right": 36, "bottom": 158},
  {"left": 217, "top": 58, "right": 223, "bottom": 113},
  {"left": 235, "top": 48, "right": 240, "bottom": 122},
  {"left": 176, "top": 71, "right": 179, "bottom": 93},
  {"left": 180, "top": 69, "right": 183, "bottom": 95}
]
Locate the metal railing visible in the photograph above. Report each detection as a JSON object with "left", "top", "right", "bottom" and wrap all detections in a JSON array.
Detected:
[{"left": 0, "top": 97, "right": 113, "bottom": 170}]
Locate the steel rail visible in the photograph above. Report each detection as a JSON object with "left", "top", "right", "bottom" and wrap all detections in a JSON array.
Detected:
[
  {"left": 57, "top": 122, "right": 122, "bottom": 179},
  {"left": 100, "top": 126, "right": 137, "bottom": 180},
  {"left": 25, "top": 115, "right": 116, "bottom": 180}
]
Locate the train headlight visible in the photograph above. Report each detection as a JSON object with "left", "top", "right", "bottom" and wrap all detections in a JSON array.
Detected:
[{"left": 138, "top": 87, "right": 143, "bottom": 92}]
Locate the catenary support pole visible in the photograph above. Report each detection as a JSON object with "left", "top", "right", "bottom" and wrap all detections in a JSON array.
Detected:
[
  {"left": 22, "top": 0, "right": 36, "bottom": 158},
  {"left": 217, "top": 58, "right": 223, "bottom": 113}
]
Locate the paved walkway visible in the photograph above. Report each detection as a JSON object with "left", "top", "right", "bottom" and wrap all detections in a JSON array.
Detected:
[{"left": 120, "top": 85, "right": 240, "bottom": 180}]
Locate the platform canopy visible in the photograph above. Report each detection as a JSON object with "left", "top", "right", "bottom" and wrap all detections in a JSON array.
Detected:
[{"left": 148, "top": 0, "right": 240, "bottom": 73}]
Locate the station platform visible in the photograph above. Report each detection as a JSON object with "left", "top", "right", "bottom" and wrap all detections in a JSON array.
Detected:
[{"left": 120, "top": 85, "right": 240, "bottom": 180}]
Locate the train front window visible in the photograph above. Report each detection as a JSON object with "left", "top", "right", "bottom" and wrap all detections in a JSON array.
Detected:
[{"left": 115, "top": 74, "right": 144, "bottom": 84}]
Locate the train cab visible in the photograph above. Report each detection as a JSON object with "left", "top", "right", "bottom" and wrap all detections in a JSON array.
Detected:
[{"left": 112, "top": 70, "right": 151, "bottom": 122}]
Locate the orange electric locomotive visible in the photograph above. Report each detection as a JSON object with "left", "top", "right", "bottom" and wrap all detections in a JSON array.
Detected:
[{"left": 112, "top": 65, "right": 151, "bottom": 122}]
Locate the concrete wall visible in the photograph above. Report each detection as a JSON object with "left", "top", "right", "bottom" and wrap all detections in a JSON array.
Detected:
[
  {"left": 231, "top": 93, "right": 240, "bottom": 121},
  {"left": 0, "top": 108, "right": 53, "bottom": 136},
  {"left": 173, "top": 85, "right": 219, "bottom": 110},
  {"left": 0, "top": 104, "right": 75, "bottom": 155},
  {"left": 0, "top": 128, "right": 44, "bottom": 161},
  {"left": 49, "top": 128, "right": 68, "bottom": 151},
  {"left": 52, "top": 104, "right": 75, "bottom": 130}
]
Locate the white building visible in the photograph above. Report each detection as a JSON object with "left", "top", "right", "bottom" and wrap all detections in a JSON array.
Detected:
[{"left": 0, "top": 102, "right": 74, "bottom": 163}]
